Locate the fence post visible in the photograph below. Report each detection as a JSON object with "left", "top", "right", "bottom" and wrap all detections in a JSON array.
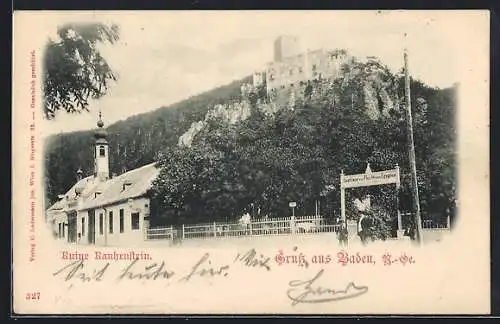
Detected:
[
  {"left": 446, "top": 215, "right": 451, "bottom": 229},
  {"left": 182, "top": 224, "right": 185, "bottom": 239},
  {"left": 249, "top": 221, "right": 253, "bottom": 236},
  {"left": 213, "top": 222, "right": 217, "bottom": 237}
]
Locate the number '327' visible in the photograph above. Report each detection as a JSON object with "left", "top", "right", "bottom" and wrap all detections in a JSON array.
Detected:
[{"left": 25, "top": 292, "right": 40, "bottom": 300}]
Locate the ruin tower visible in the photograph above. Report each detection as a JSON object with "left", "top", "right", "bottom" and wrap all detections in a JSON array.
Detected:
[{"left": 274, "top": 35, "right": 302, "bottom": 62}]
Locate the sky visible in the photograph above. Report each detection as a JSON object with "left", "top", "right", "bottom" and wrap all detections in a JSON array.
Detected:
[{"left": 38, "top": 11, "right": 464, "bottom": 135}]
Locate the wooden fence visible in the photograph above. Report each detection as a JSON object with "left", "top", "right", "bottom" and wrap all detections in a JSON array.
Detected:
[
  {"left": 146, "top": 226, "right": 174, "bottom": 240},
  {"left": 145, "top": 214, "right": 451, "bottom": 242},
  {"left": 146, "top": 215, "right": 341, "bottom": 241}
]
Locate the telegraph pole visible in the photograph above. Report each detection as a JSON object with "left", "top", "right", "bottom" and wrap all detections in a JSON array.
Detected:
[{"left": 404, "top": 48, "right": 423, "bottom": 245}]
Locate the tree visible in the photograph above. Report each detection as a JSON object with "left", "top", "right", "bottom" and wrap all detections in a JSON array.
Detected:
[{"left": 43, "top": 22, "right": 120, "bottom": 119}]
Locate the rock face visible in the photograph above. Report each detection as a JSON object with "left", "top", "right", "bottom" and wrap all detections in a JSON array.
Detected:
[
  {"left": 178, "top": 54, "right": 401, "bottom": 147},
  {"left": 178, "top": 120, "right": 206, "bottom": 147},
  {"left": 178, "top": 101, "right": 252, "bottom": 147}
]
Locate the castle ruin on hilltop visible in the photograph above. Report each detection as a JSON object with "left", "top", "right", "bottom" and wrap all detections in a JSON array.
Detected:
[{"left": 249, "top": 35, "right": 353, "bottom": 98}]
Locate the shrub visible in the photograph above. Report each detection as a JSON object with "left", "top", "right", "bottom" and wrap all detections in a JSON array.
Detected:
[{"left": 365, "top": 205, "right": 393, "bottom": 241}]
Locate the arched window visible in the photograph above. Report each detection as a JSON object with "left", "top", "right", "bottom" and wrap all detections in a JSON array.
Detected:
[{"left": 99, "top": 146, "right": 105, "bottom": 157}]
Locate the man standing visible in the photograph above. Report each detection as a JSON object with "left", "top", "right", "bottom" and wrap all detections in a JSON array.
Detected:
[
  {"left": 338, "top": 221, "right": 349, "bottom": 246},
  {"left": 355, "top": 194, "right": 371, "bottom": 245}
]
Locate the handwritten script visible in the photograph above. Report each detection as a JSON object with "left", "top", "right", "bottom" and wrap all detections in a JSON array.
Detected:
[
  {"left": 287, "top": 269, "right": 368, "bottom": 306},
  {"left": 52, "top": 249, "right": 369, "bottom": 307},
  {"left": 52, "top": 249, "right": 273, "bottom": 287}
]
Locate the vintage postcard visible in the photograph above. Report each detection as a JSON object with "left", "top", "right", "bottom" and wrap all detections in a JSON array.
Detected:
[{"left": 12, "top": 10, "right": 490, "bottom": 315}]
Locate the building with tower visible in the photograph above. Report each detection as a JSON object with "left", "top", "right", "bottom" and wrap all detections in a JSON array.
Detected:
[
  {"left": 251, "top": 35, "right": 352, "bottom": 95},
  {"left": 46, "top": 113, "right": 160, "bottom": 246}
]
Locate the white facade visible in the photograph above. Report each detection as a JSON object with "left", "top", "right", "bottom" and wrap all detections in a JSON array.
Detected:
[
  {"left": 79, "top": 197, "right": 150, "bottom": 246},
  {"left": 50, "top": 197, "right": 151, "bottom": 246}
]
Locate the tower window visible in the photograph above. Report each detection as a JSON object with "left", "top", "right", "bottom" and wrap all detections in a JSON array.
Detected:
[{"left": 99, "top": 146, "right": 105, "bottom": 157}]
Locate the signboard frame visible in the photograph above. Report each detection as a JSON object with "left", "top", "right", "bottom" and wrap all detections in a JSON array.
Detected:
[{"left": 340, "top": 163, "right": 402, "bottom": 235}]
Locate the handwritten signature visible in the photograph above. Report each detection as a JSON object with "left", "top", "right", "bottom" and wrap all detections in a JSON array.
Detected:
[{"left": 287, "top": 269, "right": 368, "bottom": 306}]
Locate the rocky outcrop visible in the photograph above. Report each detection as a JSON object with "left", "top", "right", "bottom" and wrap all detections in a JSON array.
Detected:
[
  {"left": 178, "top": 100, "right": 252, "bottom": 147},
  {"left": 178, "top": 120, "right": 206, "bottom": 147}
]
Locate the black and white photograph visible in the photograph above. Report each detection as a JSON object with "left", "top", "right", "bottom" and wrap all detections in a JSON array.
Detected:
[{"left": 12, "top": 11, "right": 489, "bottom": 314}]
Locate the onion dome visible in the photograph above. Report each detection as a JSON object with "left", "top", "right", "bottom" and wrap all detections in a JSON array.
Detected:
[{"left": 94, "top": 111, "right": 108, "bottom": 140}]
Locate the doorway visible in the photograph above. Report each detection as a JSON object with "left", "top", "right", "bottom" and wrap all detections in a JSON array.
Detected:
[{"left": 67, "top": 212, "right": 77, "bottom": 243}]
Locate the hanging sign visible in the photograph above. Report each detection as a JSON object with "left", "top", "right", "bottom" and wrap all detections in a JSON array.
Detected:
[{"left": 341, "top": 164, "right": 400, "bottom": 189}]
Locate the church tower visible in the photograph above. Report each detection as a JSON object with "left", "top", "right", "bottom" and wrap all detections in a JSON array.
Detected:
[{"left": 94, "top": 111, "right": 109, "bottom": 181}]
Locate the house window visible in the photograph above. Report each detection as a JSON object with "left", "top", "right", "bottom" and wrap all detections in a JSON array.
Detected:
[
  {"left": 312, "top": 64, "right": 317, "bottom": 71},
  {"left": 109, "top": 211, "right": 114, "bottom": 234},
  {"left": 131, "top": 213, "right": 140, "bottom": 230},
  {"left": 58, "top": 223, "right": 62, "bottom": 238},
  {"left": 99, "top": 213, "right": 103, "bottom": 235},
  {"left": 62, "top": 224, "right": 65, "bottom": 237},
  {"left": 99, "top": 145, "right": 105, "bottom": 157},
  {"left": 82, "top": 217, "right": 85, "bottom": 236},
  {"left": 119, "top": 209, "right": 124, "bottom": 233},
  {"left": 298, "top": 67, "right": 303, "bottom": 73}
]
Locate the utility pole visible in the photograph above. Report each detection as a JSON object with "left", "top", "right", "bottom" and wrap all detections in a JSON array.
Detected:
[{"left": 404, "top": 48, "right": 423, "bottom": 245}]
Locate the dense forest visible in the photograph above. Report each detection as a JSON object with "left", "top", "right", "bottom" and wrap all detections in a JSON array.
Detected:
[{"left": 44, "top": 59, "right": 456, "bottom": 229}]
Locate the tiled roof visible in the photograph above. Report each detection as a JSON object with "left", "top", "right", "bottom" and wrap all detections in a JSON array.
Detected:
[{"left": 79, "top": 163, "right": 159, "bottom": 211}]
